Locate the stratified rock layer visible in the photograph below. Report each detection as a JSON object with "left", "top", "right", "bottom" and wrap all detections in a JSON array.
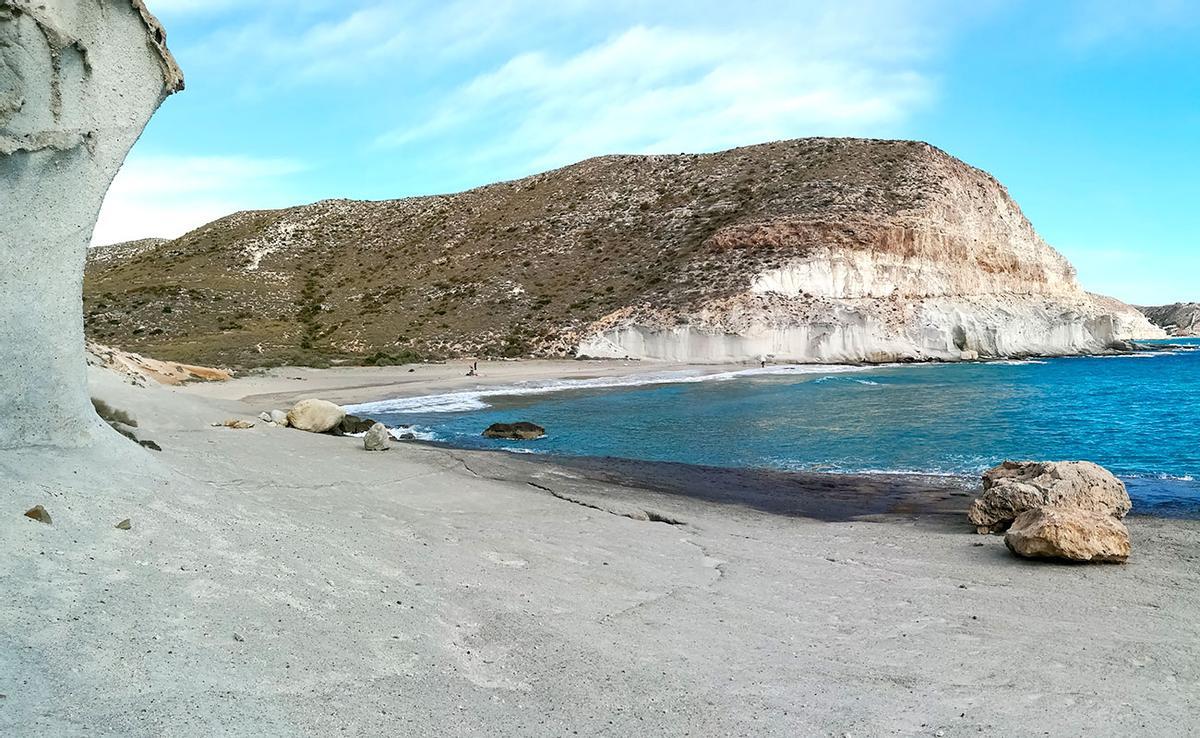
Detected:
[
  {"left": 577, "top": 142, "right": 1162, "bottom": 362},
  {"left": 1, "top": 0, "right": 181, "bottom": 448}
]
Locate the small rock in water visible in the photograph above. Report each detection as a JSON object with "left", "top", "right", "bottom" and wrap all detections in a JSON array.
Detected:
[
  {"left": 340, "top": 414, "right": 378, "bottom": 435},
  {"left": 24, "top": 505, "right": 51, "bottom": 524},
  {"left": 115, "top": 519, "right": 132, "bottom": 530},
  {"left": 364, "top": 422, "right": 391, "bottom": 451},
  {"left": 233, "top": 633, "right": 245, "bottom": 642},
  {"left": 139, "top": 439, "right": 162, "bottom": 452},
  {"left": 483, "top": 422, "right": 546, "bottom": 440}
]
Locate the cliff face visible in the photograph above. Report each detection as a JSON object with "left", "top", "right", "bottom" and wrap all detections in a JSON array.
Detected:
[
  {"left": 1138, "top": 303, "right": 1200, "bottom": 337},
  {"left": 84, "top": 138, "right": 1160, "bottom": 368},
  {"left": 1, "top": 0, "right": 181, "bottom": 448},
  {"left": 577, "top": 141, "right": 1164, "bottom": 362}
]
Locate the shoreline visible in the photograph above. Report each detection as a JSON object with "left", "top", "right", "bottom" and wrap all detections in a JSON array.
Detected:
[
  {"left": 2, "top": 354, "right": 1193, "bottom": 735},
  {"left": 181, "top": 357, "right": 1199, "bottom": 519}
]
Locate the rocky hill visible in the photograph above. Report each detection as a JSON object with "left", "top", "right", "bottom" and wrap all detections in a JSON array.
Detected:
[
  {"left": 1138, "top": 303, "right": 1200, "bottom": 337},
  {"left": 83, "top": 138, "right": 1162, "bottom": 368}
]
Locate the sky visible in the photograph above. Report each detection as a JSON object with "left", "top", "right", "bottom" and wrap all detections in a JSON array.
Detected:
[{"left": 95, "top": 0, "right": 1200, "bottom": 304}]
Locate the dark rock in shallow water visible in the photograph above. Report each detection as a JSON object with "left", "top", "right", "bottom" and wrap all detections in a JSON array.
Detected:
[
  {"left": 334, "top": 414, "right": 378, "bottom": 435},
  {"left": 483, "top": 422, "right": 546, "bottom": 440},
  {"left": 115, "top": 518, "right": 132, "bottom": 530},
  {"left": 139, "top": 439, "right": 162, "bottom": 452}
]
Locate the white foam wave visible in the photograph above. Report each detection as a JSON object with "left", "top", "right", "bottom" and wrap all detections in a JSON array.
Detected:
[
  {"left": 346, "top": 363, "right": 871, "bottom": 415},
  {"left": 988, "top": 359, "right": 1049, "bottom": 366}
]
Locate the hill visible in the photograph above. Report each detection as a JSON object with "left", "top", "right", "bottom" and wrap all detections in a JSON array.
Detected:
[{"left": 83, "top": 138, "right": 1160, "bottom": 368}]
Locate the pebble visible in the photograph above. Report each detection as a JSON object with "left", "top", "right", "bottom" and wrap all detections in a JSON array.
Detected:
[{"left": 23, "top": 505, "right": 51, "bottom": 524}]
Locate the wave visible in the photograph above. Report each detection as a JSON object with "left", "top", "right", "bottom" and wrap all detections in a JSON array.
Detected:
[
  {"left": 987, "top": 359, "right": 1049, "bottom": 366},
  {"left": 346, "top": 363, "right": 872, "bottom": 415}
]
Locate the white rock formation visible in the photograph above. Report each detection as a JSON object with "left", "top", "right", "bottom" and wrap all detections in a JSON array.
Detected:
[
  {"left": 0, "top": 1, "right": 181, "bottom": 449},
  {"left": 576, "top": 144, "right": 1164, "bottom": 364}
]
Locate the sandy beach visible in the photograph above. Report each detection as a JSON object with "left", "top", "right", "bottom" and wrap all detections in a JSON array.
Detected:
[{"left": 2, "top": 360, "right": 1198, "bottom": 737}]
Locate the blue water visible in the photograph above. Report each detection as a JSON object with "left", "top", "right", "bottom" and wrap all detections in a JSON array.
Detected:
[{"left": 351, "top": 340, "right": 1200, "bottom": 515}]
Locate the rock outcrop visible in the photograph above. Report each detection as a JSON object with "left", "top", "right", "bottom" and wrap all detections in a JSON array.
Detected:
[
  {"left": 969, "top": 460, "right": 1132, "bottom": 534},
  {"left": 82, "top": 138, "right": 1159, "bottom": 369},
  {"left": 483, "top": 422, "right": 546, "bottom": 440},
  {"left": 1, "top": 1, "right": 181, "bottom": 449},
  {"left": 1138, "top": 303, "right": 1200, "bottom": 337},
  {"left": 1004, "top": 507, "right": 1131, "bottom": 563},
  {"left": 577, "top": 143, "right": 1163, "bottom": 363},
  {"left": 287, "top": 399, "right": 345, "bottom": 434}
]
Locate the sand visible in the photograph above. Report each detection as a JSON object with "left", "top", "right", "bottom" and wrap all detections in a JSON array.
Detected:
[{"left": 1, "top": 360, "right": 1198, "bottom": 736}]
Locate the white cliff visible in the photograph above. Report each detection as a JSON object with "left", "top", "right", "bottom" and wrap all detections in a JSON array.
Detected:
[
  {"left": 0, "top": 0, "right": 182, "bottom": 450},
  {"left": 577, "top": 141, "right": 1163, "bottom": 363}
]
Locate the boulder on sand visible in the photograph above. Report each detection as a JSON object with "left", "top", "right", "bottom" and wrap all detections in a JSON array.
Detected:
[
  {"left": 968, "top": 460, "right": 1131, "bottom": 534},
  {"left": 483, "top": 422, "right": 546, "bottom": 440},
  {"left": 286, "top": 400, "right": 345, "bottom": 433},
  {"left": 364, "top": 423, "right": 391, "bottom": 451},
  {"left": 1004, "top": 507, "right": 1132, "bottom": 563},
  {"left": 270, "top": 409, "right": 290, "bottom": 427}
]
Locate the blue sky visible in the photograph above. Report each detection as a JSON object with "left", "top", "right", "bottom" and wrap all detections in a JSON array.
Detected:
[{"left": 97, "top": 0, "right": 1200, "bottom": 304}]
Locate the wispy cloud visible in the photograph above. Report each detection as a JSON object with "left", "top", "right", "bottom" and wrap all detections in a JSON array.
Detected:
[
  {"left": 92, "top": 155, "right": 305, "bottom": 246},
  {"left": 1064, "top": 0, "right": 1200, "bottom": 47},
  {"left": 376, "top": 3, "right": 941, "bottom": 172}
]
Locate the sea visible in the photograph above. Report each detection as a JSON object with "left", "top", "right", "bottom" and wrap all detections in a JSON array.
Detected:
[{"left": 348, "top": 339, "right": 1200, "bottom": 516}]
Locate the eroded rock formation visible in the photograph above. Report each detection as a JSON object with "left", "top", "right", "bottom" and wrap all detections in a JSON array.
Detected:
[
  {"left": 0, "top": 0, "right": 181, "bottom": 448},
  {"left": 1004, "top": 507, "right": 1132, "bottom": 563},
  {"left": 1138, "top": 302, "right": 1200, "bottom": 337},
  {"left": 968, "top": 460, "right": 1132, "bottom": 534}
]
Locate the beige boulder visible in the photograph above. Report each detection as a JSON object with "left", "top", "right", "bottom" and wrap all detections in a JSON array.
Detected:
[
  {"left": 363, "top": 422, "right": 391, "bottom": 451},
  {"left": 287, "top": 399, "right": 345, "bottom": 433},
  {"left": 1004, "top": 508, "right": 1131, "bottom": 563},
  {"left": 969, "top": 461, "right": 1131, "bottom": 534}
]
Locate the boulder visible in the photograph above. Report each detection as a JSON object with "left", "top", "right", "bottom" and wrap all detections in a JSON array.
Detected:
[
  {"left": 258, "top": 411, "right": 273, "bottom": 423},
  {"left": 969, "top": 461, "right": 1131, "bottom": 534},
  {"left": 1004, "top": 507, "right": 1131, "bottom": 563},
  {"left": 270, "top": 409, "right": 290, "bottom": 427},
  {"left": 483, "top": 422, "right": 546, "bottom": 440},
  {"left": 286, "top": 399, "right": 345, "bottom": 433},
  {"left": 339, "top": 414, "right": 378, "bottom": 435},
  {"left": 364, "top": 423, "right": 391, "bottom": 451}
]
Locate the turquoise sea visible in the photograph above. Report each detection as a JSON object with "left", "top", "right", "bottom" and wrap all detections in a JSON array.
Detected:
[{"left": 350, "top": 339, "right": 1200, "bottom": 516}]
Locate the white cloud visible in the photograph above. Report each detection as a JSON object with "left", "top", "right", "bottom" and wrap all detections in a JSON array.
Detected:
[
  {"left": 378, "top": 19, "right": 934, "bottom": 171},
  {"left": 92, "top": 155, "right": 304, "bottom": 246}
]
